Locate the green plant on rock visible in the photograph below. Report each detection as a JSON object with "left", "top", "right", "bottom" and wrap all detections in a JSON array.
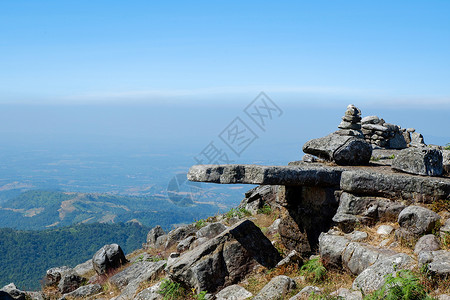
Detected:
[
  {"left": 363, "top": 269, "right": 434, "bottom": 300},
  {"left": 158, "top": 279, "right": 185, "bottom": 300},
  {"left": 300, "top": 258, "right": 327, "bottom": 284},
  {"left": 195, "top": 219, "right": 206, "bottom": 229},
  {"left": 225, "top": 207, "right": 251, "bottom": 220},
  {"left": 444, "top": 143, "right": 450, "bottom": 150},
  {"left": 257, "top": 203, "right": 272, "bottom": 215}
]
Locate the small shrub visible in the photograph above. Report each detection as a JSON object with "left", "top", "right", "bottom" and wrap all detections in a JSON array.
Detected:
[
  {"left": 370, "top": 156, "right": 380, "bottom": 162},
  {"left": 158, "top": 279, "right": 185, "bottom": 300},
  {"left": 387, "top": 154, "right": 396, "bottom": 159},
  {"left": 195, "top": 219, "right": 206, "bottom": 230},
  {"left": 363, "top": 269, "right": 434, "bottom": 300},
  {"left": 225, "top": 207, "right": 251, "bottom": 220},
  {"left": 444, "top": 143, "right": 450, "bottom": 150},
  {"left": 193, "top": 290, "right": 208, "bottom": 300},
  {"left": 257, "top": 203, "right": 272, "bottom": 215},
  {"left": 300, "top": 258, "right": 327, "bottom": 284}
]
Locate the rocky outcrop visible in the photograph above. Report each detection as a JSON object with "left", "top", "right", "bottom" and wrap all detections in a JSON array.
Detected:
[
  {"left": 238, "top": 185, "right": 278, "bottom": 213},
  {"left": 395, "top": 206, "right": 440, "bottom": 240},
  {"left": 392, "top": 148, "right": 443, "bottom": 176},
  {"left": 302, "top": 133, "right": 372, "bottom": 165},
  {"left": 253, "top": 275, "right": 296, "bottom": 300},
  {"left": 45, "top": 266, "right": 73, "bottom": 286},
  {"left": 57, "top": 273, "right": 85, "bottom": 294},
  {"left": 92, "top": 243, "right": 128, "bottom": 275},
  {"left": 0, "top": 284, "right": 25, "bottom": 300},
  {"left": 166, "top": 220, "right": 281, "bottom": 293},
  {"left": 144, "top": 225, "right": 165, "bottom": 249}
]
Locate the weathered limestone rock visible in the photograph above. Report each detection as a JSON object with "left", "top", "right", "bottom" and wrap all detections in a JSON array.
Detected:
[
  {"left": 253, "top": 275, "right": 296, "bottom": 300},
  {"left": 443, "top": 150, "right": 450, "bottom": 175},
  {"left": 165, "top": 224, "right": 196, "bottom": 249},
  {"left": 396, "top": 206, "right": 440, "bottom": 240},
  {"left": 73, "top": 259, "right": 93, "bottom": 276},
  {"left": 377, "top": 225, "right": 394, "bottom": 236},
  {"left": 63, "top": 284, "right": 102, "bottom": 298},
  {"left": 318, "top": 232, "right": 350, "bottom": 268},
  {"left": 177, "top": 236, "right": 196, "bottom": 252},
  {"left": 276, "top": 250, "right": 303, "bottom": 268},
  {"left": 166, "top": 220, "right": 281, "bottom": 294},
  {"left": 58, "top": 273, "right": 85, "bottom": 294},
  {"left": 196, "top": 222, "right": 227, "bottom": 239},
  {"left": 330, "top": 288, "right": 362, "bottom": 300},
  {"left": 410, "top": 132, "right": 426, "bottom": 147},
  {"left": 92, "top": 244, "right": 127, "bottom": 275},
  {"left": 332, "top": 192, "right": 405, "bottom": 232},
  {"left": 302, "top": 133, "right": 372, "bottom": 165},
  {"left": 188, "top": 164, "right": 343, "bottom": 187},
  {"left": 45, "top": 266, "right": 73, "bottom": 286},
  {"left": 345, "top": 231, "right": 368, "bottom": 242},
  {"left": 352, "top": 253, "right": 414, "bottom": 294},
  {"left": 392, "top": 148, "right": 443, "bottom": 176},
  {"left": 266, "top": 218, "right": 281, "bottom": 235},
  {"left": 290, "top": 286, "right": 322, "bottom": 299},
  {"left": 109, "top": 261, "right": 166, "bottom": 290},
  {"left": 414, "top": 234, "right": 441, "bottom": 254},
  {"left": 419, "top": 250, "right": 450, "bottom": 276},
  {"left": 146, "top": 225, "right": 165, "bottom": 247},
  {"left": 0, "top": 284, "right": 25, "bottom": 300},
  {"left": 134, "top": 282, "right": 163, "bottom": 300},
  {"left": 341, "top": 242, "right": 396, "bottom": 275},
  {"left": 215, "top": 285, "right": 253, "bottom": 300},
  {"left": 340, "top": 170, "right": 450, "bottom": 202}
]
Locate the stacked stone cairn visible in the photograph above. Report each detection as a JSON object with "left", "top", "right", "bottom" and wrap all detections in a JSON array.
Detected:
[
  {"left": 361, "top": 115, "right": 425, "bottom": 149},
  {"left": 336, "top": 104, "right": 364, "bottom": 138}
]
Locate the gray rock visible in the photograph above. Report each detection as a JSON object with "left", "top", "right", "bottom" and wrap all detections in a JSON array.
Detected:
[
  {"left": 403, "top": 131, "right": 412, "bottom": 144},
  {"left": 414, "top": 234, "right": 440, "bottom": 254},
  {"left": 239, "top": 185, "right": 278, "bottom": 213},
  {"left": 419, "top": 250, "right": 450, "bottom": 276},
  {"left": 253, "top": 275, "right": 296, "bottom": 300},
  {"left": 188, "top": 164, "right": 343, "bottom": 187},
  {"left": 440, "top": 219, "right": 450, "bottom": 237},
  {"left": 396, "top": 206, "right": 440, "bottom": 239},
  {"left": 388, "top": 133, "right": 407, "bottom": 149},
  {"left": 361, "top": 116, "right": 380, "bottom": 125},
  {"left": 196, "top": 222, "right": 227, "bottom": 239},
  {"left": 167, "top": 220, "right": 281, "bottom": 294},
  {"left": 303, "top": 133, "right": 372, "bottom": 165},
  {"left": 438, "top": 295, "right": 450, "bottom": 300},
  {"left": 352, "top": 253, "right": 414, "bottom": 294},
  {"left": 92, "top": 244, "right": 128, "bottom": 275},
  {"left": 165, "top": 224, "right": 196, "bottom": 249},
  {"left": 362, "top": 124, "right": 388, "bottom": 132},
  {"left": 340, "top": 170, "right": 450, "bottom": 202},
  {"left": 338, "top": 120, "right": 361, "bottom": 130},
  {"left": 0, "top": 284, "right": 25, "bottom": 300},
  {"left": 177, "top": 236, "right": 196, "bottom": 252},
  {"left": 215, "top": 285, "right": 253, "bottom": 300},
  {"left": 410, "top": 132, "right": 426, "bottom": 147},
  {"left": 63, "top": 284, "right": 102, "bottom": 298},
  {"left": 443, "top": 150, "right": 450, "bottom": 175},
  {"left": 377, "top": 225, "right": 394, "bottom": 236},
  {"left": 345, "top": 231, "right": 368, "bottom": 242},
  {"left": 147, "top": 225, "right": 165, "bottom": 246},
  {"left": 330, "top": 288, "right": 362, "bottom": 300},
  {"left": 392, "top": 148, "right": 443, "bottom": 176},
  {"left": 276, "top": 250, "right": 302, "bottom": 268},
  {"left": 342, "top": 242, "right": 396, "bottom": 275},
  {"left": 302, "top": 154, "right": 317, "bottom": 162},
  {"left": 73, "top": 259, "right": 93, "bottom": 276},
  {"left": 58, "top": 273, "right": 85, "bottom": 294},
  {"left": 113, "top": 260, "right": 166, "bottom": 300},
  {"left": 318, "top": 232, "right": 350, "bottom": 268},
  {"left": 290, "top": 286, "right": 322, "bottom": 299},
  {"left": 45, "top": 266, "right": 73, "bottom": 286},
  {"left": 134, "top": 282, "right": 163, "bottom": 300},
  {"left": 335, "top": 129, "right": 364, "bottom": 138},
  {"left": 333, "top": 192, "right": 405, "bottom": 232},
  {"left": 266, "top": 218, "right": 281, "bottom": 235}
]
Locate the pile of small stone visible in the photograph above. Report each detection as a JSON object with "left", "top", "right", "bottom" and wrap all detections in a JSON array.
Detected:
[
  {"left": 336, "top": 104, "right": 363, "bottom": 137},
  {"left": 360, "top": 115, "right": 425, "bottom": 149}
]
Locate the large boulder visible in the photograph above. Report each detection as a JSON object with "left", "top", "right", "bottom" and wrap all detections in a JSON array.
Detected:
[
  {"left": 392, "top": 148, "right": 443, "bottom": 176},
  {"left": 166, "top": 220, "right": 281, "bottom": 294},
  {"left": 341, "top": 242, "right": 396, "bottom": 275},
  {"left": 414, "top": 234, "right": 441, "bottom": 254},
  {"left": 352, "top": 253, "right": 414, "bottom": 294},
  {"left": 196, "top": 222, "right": 227, "bottom": 239},
  {"left": 253, "top": 275, "right": 296, "bottom": 300},
  {"left": 418, "top": 250, "right": 450, "bottom": 277},
  {"left": 396, "top": 206, "right": 440, "bottom": 240},
  {"left": 303, "top": 133, "right": 372, "bottom": 166},
  {"left": 318, "top": 231, "right": 350, "bottom": 268},
  {"left": 92, "top": 243, "right": 127, "bottom": 275}
]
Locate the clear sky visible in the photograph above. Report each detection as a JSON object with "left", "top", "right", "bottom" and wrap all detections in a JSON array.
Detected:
[{"left": 1, "top": 1, "right": 449, "bottom": 106}]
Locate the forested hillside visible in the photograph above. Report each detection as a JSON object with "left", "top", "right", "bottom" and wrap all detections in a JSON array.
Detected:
[{"left": 0, "top": 222, "right": 149, "bottom": 290}]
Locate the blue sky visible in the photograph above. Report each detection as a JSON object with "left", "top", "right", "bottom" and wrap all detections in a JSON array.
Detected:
[{"left": 1, "top": 1, "right": 449, "bottom": 106}]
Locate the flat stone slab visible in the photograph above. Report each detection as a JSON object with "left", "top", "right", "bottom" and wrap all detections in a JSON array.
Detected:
[
  {"left": 187, "top": 164, "right": 343, "bottom": 187},
  {"left": 188, "top": 163, "right": 450, "bottom": 201}
]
